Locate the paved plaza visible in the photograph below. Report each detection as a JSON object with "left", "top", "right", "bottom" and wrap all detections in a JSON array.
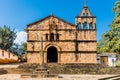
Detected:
[
  {"left": 0, "top": 74, "right": 118, "bottom": 80},
  {"left": 0, "top": 63, "right": 21, "bottom": 68}
]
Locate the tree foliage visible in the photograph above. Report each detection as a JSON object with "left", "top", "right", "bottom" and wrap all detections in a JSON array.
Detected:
[
  {"left": 0, "top": 25, "right": 16, "bottom": 50},
  {"left": 21, "top": 42, "right": 27, "bottom": 54},
  {"left": 9, "top": 43, "right": 27, "bottom": 55},
  {"left": 97, "top": 0, "right": 120, "bottom": 54}
]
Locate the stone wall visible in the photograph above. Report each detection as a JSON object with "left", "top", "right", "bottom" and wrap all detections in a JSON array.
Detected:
[
  {"left": 60, "top": 53, "right": 97, "bottom": 64},
  {"left": 27, "top": 53, "right": 41, "bottom": 63},
  {"left": 26, "top": 14, "right": 97, "bottom": 64},
  {"left": 27, "top": 52, "right": 97, "bottom": 64}
]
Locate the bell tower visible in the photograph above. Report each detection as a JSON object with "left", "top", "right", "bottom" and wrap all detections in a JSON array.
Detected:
[
  {"left": 75, "top": 4, "right": 97, "bottom": 63},
  {"left": 76, "top": 5, "right": 96, "bottom": 30}
]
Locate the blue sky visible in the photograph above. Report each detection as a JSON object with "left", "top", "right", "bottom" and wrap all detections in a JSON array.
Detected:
[{"left": 0, "top": 0, "right": 116, "bottom": 42}]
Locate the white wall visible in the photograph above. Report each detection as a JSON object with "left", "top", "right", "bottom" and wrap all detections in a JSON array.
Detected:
[
  {"left": 0, "top": 49, "right": 18, "bottom": 63},
  {"left": 97, "top": 57, "right": 100, "bottom": 64},
  {"left": 108, "top": 57, "right": 116, "bottom": 67},
  {"left": 97, "top": 55, "right": 116, "bottom": 67}
]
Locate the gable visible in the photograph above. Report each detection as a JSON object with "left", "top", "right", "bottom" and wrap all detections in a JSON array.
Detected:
[
  {"left": 79, "top": 6, "right": 92, "bottom": 17},
  {"left": 26, "top": 15, "right": 76, "bottom": 30}
]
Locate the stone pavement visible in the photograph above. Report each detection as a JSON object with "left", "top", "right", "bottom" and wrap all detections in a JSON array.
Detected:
[
  {"left": 0, "top": 74, "right": 117, "bottom": 80},
  {"left": 0, "top": 63, "right": 23, "bottom": 68}
]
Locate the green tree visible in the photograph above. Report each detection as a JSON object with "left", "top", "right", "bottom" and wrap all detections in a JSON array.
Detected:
[
  {"left": 0, "top": 25, "right": 17, "bottom": 50},
  {"left": 21, "top": 42, "right": 27, "bottom": 54},
  {"left": 9, "top": 43, "right": 21, "bottom": 55},
  {"left": 97, "top": 0, "right": 120, "bottom": 54},
  {"left": 19, "top": 43, "right": 27, "bottom": 62},
  {"left": 9, "top": 43, "right": 27, "bottom": 55}
]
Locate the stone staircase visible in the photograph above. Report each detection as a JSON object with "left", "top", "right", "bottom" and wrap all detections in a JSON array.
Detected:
[
  {"left": 46, "top": 63, "right": 106, "bottom": 74},
  {"left": 21, "top": 64, "right": 58, "bottom": 78},
  {"left": 19, "top": 63, "right": 120, "bottom": 75}
]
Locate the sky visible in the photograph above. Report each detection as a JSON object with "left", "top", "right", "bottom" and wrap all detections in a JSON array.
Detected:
[{"left": 0, "top": 0, "right": 116, "bottom": 44}]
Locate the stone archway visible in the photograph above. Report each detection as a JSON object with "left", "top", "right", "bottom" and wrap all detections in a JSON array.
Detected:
[{"left": 47, "top": 46, "right": 58, "bottom": 63}]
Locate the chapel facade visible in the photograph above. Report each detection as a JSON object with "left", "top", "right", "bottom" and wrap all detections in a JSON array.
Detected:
[{"left": 26, "top": 5, "right": 97, "bottom": 64}]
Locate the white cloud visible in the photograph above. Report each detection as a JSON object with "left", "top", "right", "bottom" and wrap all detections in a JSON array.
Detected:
[{"left": 14, "top": 31, "right": 27, "bottom": 45}]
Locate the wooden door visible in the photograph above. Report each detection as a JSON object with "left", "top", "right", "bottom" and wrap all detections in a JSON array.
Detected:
[{"left": 100, "top": 56, "right": 108, "bottom": 65}]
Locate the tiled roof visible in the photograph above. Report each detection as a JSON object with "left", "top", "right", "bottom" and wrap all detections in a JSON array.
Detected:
[{"left": 98, "top": 53, "right": 116, "bottom": 57}]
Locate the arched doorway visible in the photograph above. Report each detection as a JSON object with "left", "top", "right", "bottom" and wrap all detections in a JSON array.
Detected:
[{"left": 47, "top": 46, "right": 58, "bottom": 63}]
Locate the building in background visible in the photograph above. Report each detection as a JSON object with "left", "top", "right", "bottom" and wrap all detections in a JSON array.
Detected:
[
  {"left": 0, "top": 49, "right": 18, "bottom": 63},
  {"left": 26, "top": 5, "right": 97, "bottom": 64},
  {"left": 97, "top": 53, "right": 116, "bottom": 67}
]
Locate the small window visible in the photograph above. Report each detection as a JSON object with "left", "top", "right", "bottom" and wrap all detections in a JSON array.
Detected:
[
  {"left": 83, "top": 13, "right": 85, "bottom": 16},
  {"left": 50, "top": 33, "right": 54, "bottom": 41},
  {"left": 8, "top": 53, "right": 10, "bottom": 58},
  {"left": 83, "top": 22, "right": 87, "bottom": 30},
  {"left": 97, "top": 58, "right": 100, "bottom": 60},
  {"left": 46, "top": 33, "right": 48, "bottom": 41},
  {"left": 89, "top": 23, "right": 93, "bottom": 30},
  {"left": 56, "top": 33, "right": 59, "bottom": 41},
  {"left": 78, "top": 23, "right": 81, "bottom": 29},
  {"left": 2, "top": 51, "right": 4, "bottom": 56}
]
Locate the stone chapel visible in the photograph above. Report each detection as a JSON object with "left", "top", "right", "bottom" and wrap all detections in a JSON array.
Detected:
[{"left": 26, "top": 5, "right": 97, "bottom": 64}]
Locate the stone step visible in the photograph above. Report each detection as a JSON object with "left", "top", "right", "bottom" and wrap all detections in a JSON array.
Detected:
[
  {"left": 98, "top": 75, "right": 120, "bottom": 80},
  {"left": 21, "top": 74, "right": 37, "bottom": 78},
  {"left": 35, "top": 68, "right": 47, "bottom": 71},
  {"left": 21, "top": 74, "right": 58, "bottom": 78},
  {"left": 33, "top": 71, "right": 48, "bottom": 74},
  {"left": 107, "top": 77, "right": 120, "bottom": 80},
  {"left": 46, "top": 63, "right": 60, "bottom": 67},
  {"left": 112, "top": 78, "right": 120, "bottom": 80}
]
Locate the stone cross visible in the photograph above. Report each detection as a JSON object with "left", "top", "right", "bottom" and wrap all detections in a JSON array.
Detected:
[
  {"left": 36, "top": 31, "right": 44, "bottom": 65},
  {"left": 84, "top": 0, "right": 87, "bottom": 6},
  {"left": 40, "top": 37, "right": 44, "bottom": 65}
]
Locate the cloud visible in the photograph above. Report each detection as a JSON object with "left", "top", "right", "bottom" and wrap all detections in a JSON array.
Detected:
[{"left": 14, "top": 31, "right": 27, "bottom": 45}]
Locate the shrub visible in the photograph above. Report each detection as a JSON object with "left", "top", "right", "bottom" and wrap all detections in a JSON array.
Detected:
[{"left": 116, "top": 61, "right": 120, "bottom": 67}]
